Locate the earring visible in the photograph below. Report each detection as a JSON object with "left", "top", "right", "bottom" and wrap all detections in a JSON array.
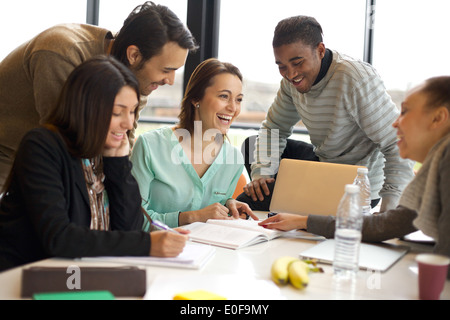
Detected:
[{"left": 195, "top": 104, "right": 200, "bottom": 109}]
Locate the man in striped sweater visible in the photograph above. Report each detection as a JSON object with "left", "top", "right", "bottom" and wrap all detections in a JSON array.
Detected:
[{"left": 238, "top": 16, "right": 414, "bottom": 213}]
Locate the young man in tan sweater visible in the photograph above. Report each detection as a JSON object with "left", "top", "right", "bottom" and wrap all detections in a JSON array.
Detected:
[{"left": 0, "top": 1, "right": 198, "bottom": 190}]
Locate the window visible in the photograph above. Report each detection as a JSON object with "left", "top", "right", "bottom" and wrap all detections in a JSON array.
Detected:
[
  {"left": 0, "top": 0, "right": 86, "bottom": 61},
  {"left": 218, "top": 0, "right": 366, "bottom": 126},
  {"left": 372, "top": 0, "right": 450, "bottom": 96},
  {"left": 98, "top": 0, "right": 187, "bottom": 31},
  {"left": 3, "top": 0, "right": 449, "bottom": 138}
]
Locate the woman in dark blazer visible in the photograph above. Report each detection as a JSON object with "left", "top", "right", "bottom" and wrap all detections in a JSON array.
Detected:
[{"left": 0, "top": 56, "right": 188, "bottom": 272}]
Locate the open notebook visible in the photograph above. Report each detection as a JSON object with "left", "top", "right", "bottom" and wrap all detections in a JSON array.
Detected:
[
  {"left": 183, "top": 219, "right": 325, "bottom": 249},
  {"left": 183, "top": 219, "right": 283, "bottom": 249},
  {"left": 299, "top": 240, "right": 409, "bottom": 272},
  {"left": 81, "top": 242, "right": 215, "bottom": 270},
  {"left": 270, "top": 159, "right": 365, "bottom": 216}
]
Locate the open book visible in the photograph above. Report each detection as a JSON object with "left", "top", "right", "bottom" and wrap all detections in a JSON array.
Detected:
[{"left": 183, "top": 219, "right": 324, "bottom": 249}]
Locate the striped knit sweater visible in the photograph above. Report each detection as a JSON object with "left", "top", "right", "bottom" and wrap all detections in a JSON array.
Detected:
[
  {"left": 252, "top": 50, "right": 414, "bottom": 202},
  {"left": 400, "top": 132, "right": 450, "bottom": 241}
]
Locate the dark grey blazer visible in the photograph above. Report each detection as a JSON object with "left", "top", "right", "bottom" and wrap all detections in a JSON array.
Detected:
[{"left": 0, "top": 128, "right": 150, "bottom": 271}]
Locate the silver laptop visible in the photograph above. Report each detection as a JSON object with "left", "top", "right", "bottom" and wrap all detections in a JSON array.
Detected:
[
  {"left": 269, "top": 159, "right": 365, "bottom": 216},
  {"left": 299, "top": 240, "right": 409, "bottom": 272}
]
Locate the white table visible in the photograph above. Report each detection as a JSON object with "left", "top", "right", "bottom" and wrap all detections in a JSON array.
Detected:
[{"left": 0, "top": 212, "right": 449, "bottom": 300}]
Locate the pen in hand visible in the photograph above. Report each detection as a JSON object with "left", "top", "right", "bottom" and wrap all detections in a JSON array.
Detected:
[
  {"left": 150, "top": 220, "right": 191, "bottom": 242},
  {"left": 151, "top": 220, "right": 182, "bottom": 234}
]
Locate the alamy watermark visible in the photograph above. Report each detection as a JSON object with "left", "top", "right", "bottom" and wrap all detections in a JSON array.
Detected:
[
  {"left": 170, "top": 121, "right": 280, "bottom": 175},
  {"left": 66, "top": 265, "right": 81, "bottom": 290},
  {"left": 366, "top": 269, "right": 382, "bottom": 290}
]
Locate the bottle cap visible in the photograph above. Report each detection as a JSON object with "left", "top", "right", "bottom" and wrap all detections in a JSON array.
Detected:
[
  {"left": 357, "top": 167, "right": 368, "bottom": 174},
  {"left": 345, "top": 184, "right": 360, "bottom": 193}
]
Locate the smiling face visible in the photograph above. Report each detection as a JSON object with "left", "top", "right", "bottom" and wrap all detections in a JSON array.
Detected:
[
  {"left": 274, "top": 40, "right": 324, "bottom": 93},
  {"left": 393, "top": 86, "right": 441, "bottom": 163},
  {"left": 104, "top": 85, "right": 139, "bottom": 150},
  {"left": 193, "top": 73, "right": 243, "bottom": 135},
  {"left": 130, "top": 41, "right": 188, "bottom": 96}
]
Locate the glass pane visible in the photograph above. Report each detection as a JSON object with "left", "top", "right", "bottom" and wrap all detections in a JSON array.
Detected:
[
  {"left": 373, "top": 0, "right": 450, "bottom": 105},
  {"left": 0, "top": 0, "right": 86, "bottom": 61},
  {"left": 218, "top": 0, "right": 366, "bottom": 126},
  {"left": 99, "top": 0, "right": 186, "bottom": 32}
]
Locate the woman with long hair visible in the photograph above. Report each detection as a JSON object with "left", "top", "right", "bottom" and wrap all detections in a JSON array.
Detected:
[
  {"left": 131, "top": 58, "right": 257, "bottom": 230},
  {"left": 0, "top": 56, "right": 188, "bottom": 272}
]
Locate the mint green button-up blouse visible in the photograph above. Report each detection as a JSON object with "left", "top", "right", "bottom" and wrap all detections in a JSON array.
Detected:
[{"left": 130, "top": 126, "right": 244, "bottom": 230}]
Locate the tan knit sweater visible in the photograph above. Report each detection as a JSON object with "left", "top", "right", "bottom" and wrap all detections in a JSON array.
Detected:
[{"left": 0, "top": 24, "right": 145, "bottom": 190}]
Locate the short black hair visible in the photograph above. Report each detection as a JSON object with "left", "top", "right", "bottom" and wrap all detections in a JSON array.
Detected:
[
  {"left": 273, "top": 16, "right": 323, "bottom": 48},
  {"left": 422, "top": 76, "right": 450, "bottom": 111}
]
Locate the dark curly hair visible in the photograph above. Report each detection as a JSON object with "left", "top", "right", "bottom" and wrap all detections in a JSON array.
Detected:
[
  {"left": 111, "top": 1, "right": 198, "bottom": 70},
  {"left": 273, "top": 15, "right": 323, "bottom": 49}
]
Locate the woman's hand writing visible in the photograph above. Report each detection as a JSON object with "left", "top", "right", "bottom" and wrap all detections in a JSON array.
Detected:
[{"left": 149, "top": 228, "right": 190, "bottom": 257}]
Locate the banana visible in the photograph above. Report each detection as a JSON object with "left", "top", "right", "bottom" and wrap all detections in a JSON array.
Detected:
[
  {"left": 271, "top": 256, "right": 299, "bottom": 285},
  {"left": 288, "top": 260, "right": 310, "bottom": 289},
  {"left": 271, "top": 256, "right": 323, "bottom": 289},
  {"left": 303, "top": 259, "right": 324, "bottom": 273}
]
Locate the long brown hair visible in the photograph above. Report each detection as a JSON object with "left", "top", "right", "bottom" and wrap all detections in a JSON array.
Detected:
[
  {"left": 1, "top": 56, "right": 140, "bottom": 195},
  {"left": 177, "top": 58, "right": 243, "bottom": 134},
  {"left": 46, "top": 55, "right": 140, "bottom": 158}
]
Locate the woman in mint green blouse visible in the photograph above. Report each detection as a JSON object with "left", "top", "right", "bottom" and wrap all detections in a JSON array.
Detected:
[{"left": 131, "top": 58, "right": 257, "bottom": 229}]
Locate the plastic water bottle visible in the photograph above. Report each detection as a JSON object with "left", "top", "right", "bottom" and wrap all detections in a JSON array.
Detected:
[
  {"left": 353, "top": 167, "right": 371, "bottom": 216},
  {"left": 333, "top": 184, "right": 363, "bottom": 280}
]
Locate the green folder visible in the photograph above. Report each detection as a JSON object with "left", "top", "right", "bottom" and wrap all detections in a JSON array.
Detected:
[{"left": 33, "top": 290, "right": 115, "bottom": 300}]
